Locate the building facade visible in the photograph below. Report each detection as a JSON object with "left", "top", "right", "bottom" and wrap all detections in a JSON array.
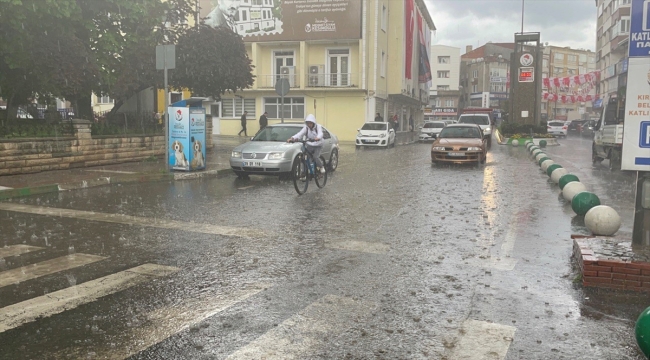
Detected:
[
  {"left": 459, "top": 43, "right": 514, "bottom": 110},
  {"left": 427, "top": 45, "right": 460, "bottom": 121},
  {"left": 542, "top": 46, "right": 597, "bottom": 121},
  {"left": 595, "top": 0, "right": 630, "bottom": 101},
  {"left": 196, "top": 0, "right": 435, "bottom": 140}
]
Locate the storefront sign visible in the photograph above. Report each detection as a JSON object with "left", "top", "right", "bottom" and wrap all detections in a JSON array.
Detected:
[{"left": 200, "top": 0, "right": 362, "bottom": 42}]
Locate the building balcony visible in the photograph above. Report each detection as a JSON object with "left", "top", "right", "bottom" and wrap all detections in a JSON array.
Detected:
[
  {"left": 255, "top": 73, "right": 361, "bottom": 89},
  {"left": 612, "top": 4, "right": 630, "bottom": 20}
]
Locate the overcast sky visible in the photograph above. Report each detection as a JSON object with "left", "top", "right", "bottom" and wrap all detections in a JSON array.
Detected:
[{"left": 424, "top": 0, "right": 597, "bottom": 54}]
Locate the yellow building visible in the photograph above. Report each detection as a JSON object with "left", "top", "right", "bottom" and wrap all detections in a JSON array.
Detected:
[{"left": 196, "top": 0, "right": 435, "bottom": 141}]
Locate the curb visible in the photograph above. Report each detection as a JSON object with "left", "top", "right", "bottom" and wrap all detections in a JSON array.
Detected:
[
  {"left": 495, "top": 129, "right": 559, "bottom": 146},
  {"left": 0, "top": 167, "right": 232, "bottom": 200}
]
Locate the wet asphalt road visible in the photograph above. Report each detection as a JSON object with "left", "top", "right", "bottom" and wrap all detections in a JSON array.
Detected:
[{"left": 0, "top": 134, "right": 648, "bottom": 359}]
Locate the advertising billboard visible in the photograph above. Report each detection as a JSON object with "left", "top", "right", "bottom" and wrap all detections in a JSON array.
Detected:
[{"left": 200, "top": 0, "right": 362, "bottom": 42}]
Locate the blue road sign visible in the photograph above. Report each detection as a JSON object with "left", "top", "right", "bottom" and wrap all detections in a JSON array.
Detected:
[
  {"left": 640, "top": 121, "right": 650, "bottom": 148},
  {"left": 630, "top": 0, "right": 650, "bottom": 57}
]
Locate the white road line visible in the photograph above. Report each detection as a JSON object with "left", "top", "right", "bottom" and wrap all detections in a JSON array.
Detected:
[
  {"left": 0, "top": 203, "right": 263, "bottom": 238},
  {"left": 0, "top": 186, "right": 13, "bottom": 190},
  {"left": 227, "top": 294, "right": 377, "bottom": 359},
  {"left": 0, "top": 245, "right": 43, "bottom": 258},
  {"left": 450, "top": 319, "right": 516, "bottom": 360},
  {"left": 237, "top": 186, "right": 255, "bottom": 190},
  {"left": 326, "top": 240, "right": 390, "bottom": 254},
  {"left": 0, "top": 254, "right": 106, "bottom": 288},
  {"left": 0, "top": 263, "right": 179, "bottom": 334},
  {"left": 84, "top": 169, "right": 137, "bottom": 174},
  {"left": 59, "top": 284, "right": 269, "bottom": 359}
]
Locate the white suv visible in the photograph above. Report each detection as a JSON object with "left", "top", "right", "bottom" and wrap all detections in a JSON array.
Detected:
[{"left": 457, "top": 114, "right": 492, "bottom": 145}]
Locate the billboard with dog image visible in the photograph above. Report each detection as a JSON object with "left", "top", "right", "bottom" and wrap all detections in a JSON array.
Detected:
[
  {"left": 169, "top": 107, "right": 191, "bottom": 171},
  {"left": 189, "top": 108, "right": 207, "bottom": 171},
  {"left": 200, "top": 0, "right": 362, "bottom": 42}
]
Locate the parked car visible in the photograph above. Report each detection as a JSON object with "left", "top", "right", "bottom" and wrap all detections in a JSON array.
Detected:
[
  {"left": 355, "top": 122, "right": 395, "bottom": 148},
  {"left": 418, "top": 121, "right": 446, "bottom": 142},
  {"left": 567, "top": 119, "right": 587, "bottom": 135},
  {"left": 430, "top": 124, "right": 487, "bottom": 165},
  {"left": 457, "top": 113, "right": 492, "bottom": 146},
  {"left": 230, "top": 123, "right": 339, "bottom": 179},
  {"left": 547, "top": 120, "right": 570, "bottom": 137}
]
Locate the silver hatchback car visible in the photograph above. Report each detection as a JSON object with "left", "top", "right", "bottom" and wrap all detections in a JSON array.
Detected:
[{"left": 229, "top": 123, "right": 340, "bottom": 179}]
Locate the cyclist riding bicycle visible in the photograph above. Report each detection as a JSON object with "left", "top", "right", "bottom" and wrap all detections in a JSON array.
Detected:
[{"left": 287, "top": 114, "right": 326, "bottom": 174}]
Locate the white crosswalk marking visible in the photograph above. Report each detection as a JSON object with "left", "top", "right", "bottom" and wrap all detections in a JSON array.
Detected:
[
  {"left": 0, "top": 253, "right": 106, "bottom": 288},
  {"left": 0, "top": 203, "right": 264, "bottom": 238},
  {"left": 227, "top": 295, "right": 377, "bottom": 359},
  {"left": 0, "top": 245, "right": 43, "bottom": 258},
  {"left": 84, "top": 169, "right": 137, "bottom": 174},
  {"left": 450, "top": 319, "right": 516, "bottom": 359},
  {"left": 0, "top": 263, "right": 179, "bottom": 334},
  {"left": 0, "top": 186, "right": 12, "bottom": 190},
  {"left": 57, "top": 284, "right": 269, "bottom": 359}
]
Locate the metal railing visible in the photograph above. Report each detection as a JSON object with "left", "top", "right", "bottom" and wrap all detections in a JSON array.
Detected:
[{"left": 255, "top": 73, "right": 360, "bottom": 89}]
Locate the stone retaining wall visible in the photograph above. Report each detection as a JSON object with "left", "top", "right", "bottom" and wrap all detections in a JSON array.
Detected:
[{"left": 0, "top": 120, "right": 164, "bottom": 175}]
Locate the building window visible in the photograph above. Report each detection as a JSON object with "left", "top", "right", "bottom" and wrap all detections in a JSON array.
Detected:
[
  {"left": 223, "top": 98, "right": 255, "bottom": 118},
  {"left": 98, "top": 95, "right": 113, "bottom": 104},
  {"left": 472, "top": 69, "right": 478, "bottom": 78},
  {"left": 589, "top": 56, "right": 596, "bottom": 64},
  {"left": 621, "top": 17, "right": 631, "bottom": 33},
  {"left": 438, "top": 56, "right": 450, "bottom": 64},
  {"left": 554, "top": 53, "right": 564, "bottom": 61},
  {"left": 381, "top": 4, "right": 387, "bottom": 31},
  {"left": 381, "top": 51, "right": 386, "bottom": 78},
  {"left": 264, "top": 97, "right": 304, "bottom": 119},
  {"left": 472, "top": 85, "right": 478, "bottom": 92},
  {"left": 567, "top": 68, "right": 577, "bottom": 75},
  {"left": 553, "top": 67, "right": 563, "bottom": 76},
  {"left": 437, "top": 71, "right": 450, "bottom": 78},
  {"left": 445, "top": 99, "right": 454, "bottom": 107},
  {"left": 437, "top": 85, "right": 450, "bottom": 90},
  {"left": 435, "top": 99, "right": 442, "bottom": 107},
  {"left": 579, "top": 54, "right": 587, "bottom": 63},
  {"left": 567, "top": 55, "right": 577, "bottom": 62}
]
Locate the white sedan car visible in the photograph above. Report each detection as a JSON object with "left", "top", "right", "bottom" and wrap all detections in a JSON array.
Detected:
[
  {"left": 547, "top": 120, "right": 570, "bottom": 137},
  {"left": 419, "top": 121, "right": 446, "bottom": 142},
  {"left": 355, "top": 122, "right": 395, "bottom": 148}
]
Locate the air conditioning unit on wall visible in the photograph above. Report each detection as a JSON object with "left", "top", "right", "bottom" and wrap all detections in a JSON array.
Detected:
[
  {"left": 308, "top": 65, "right": 325, "bottom": 86},
  {"left": 280, "top": 66, "right": 295, "bottom": 87}
]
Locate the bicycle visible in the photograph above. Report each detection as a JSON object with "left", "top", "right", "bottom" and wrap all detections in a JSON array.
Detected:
[{"left": 291, "top": 139, "right": 328, "bottom": 195}]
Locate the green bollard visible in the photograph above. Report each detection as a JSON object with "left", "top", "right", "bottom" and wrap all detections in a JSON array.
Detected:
[
  {"left": 571, "top": 192, "right": 601, "bottom": 216},
  {"left": 539, "top": 139, "right": 547, "bottom": 148},
  {"left": 546, "top": 164, "right": 562, "bottom": 177},
  {"left": 559, "top": 174, "right": 580, "bottom": 190},
  {"left": 636, "top": 306, "right": 650, "bottom": 358},
  {"left": 538, "top": 157, "right": 550, "bottom": 166}
]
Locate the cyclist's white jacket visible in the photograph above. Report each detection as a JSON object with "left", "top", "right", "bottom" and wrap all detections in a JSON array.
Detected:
[{"left": 291, "top": 114, "right": 323, "bottom": 147}]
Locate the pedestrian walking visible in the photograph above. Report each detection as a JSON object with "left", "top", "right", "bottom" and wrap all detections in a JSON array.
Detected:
[
  {"left": 374, "top": 112, "right": 383, "bottom": 122},
  {"left": 259, "top": 111, "right": 268, "bottom": 131},
  {"left": 409, "top": 115, "right": 414, "bottom": 132},
  {"left": 391, "top": 114, "right": 399, "bottom": 131},
  {"left": 238, "top": 111, "right": 248, "bottom": 136}
]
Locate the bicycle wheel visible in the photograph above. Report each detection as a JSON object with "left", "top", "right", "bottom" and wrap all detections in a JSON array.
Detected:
[
  {"left": 292, "top": 155, "right": 309, "bottom": 195},
  {"left": 315, "top": 155, "right": 328, "bottom": 188}
]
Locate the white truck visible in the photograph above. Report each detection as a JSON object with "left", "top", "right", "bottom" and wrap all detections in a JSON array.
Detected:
[{"left": 592, "top": 95, "right": 625, "bottom": 170}]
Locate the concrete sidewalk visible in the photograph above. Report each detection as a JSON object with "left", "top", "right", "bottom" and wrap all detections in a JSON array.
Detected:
[
  {"left": 0, "top": 135, "right": 247, "bottom": 199},
  {"left": 0, "top": 133, "right": 416, "bottom": 199}
]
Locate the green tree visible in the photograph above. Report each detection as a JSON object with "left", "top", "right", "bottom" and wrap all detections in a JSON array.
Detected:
[{"left": 171, "top": 25, "right": 254, "bottom": 101}]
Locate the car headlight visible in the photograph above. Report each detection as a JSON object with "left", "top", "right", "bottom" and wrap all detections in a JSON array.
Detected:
[
  {"left": 268, "top": 152, "right": 284, "bottom": 160},
  {"left": 483, "top": 128, "right": 491, "bottom": 134},
  {"left": 380, "top": 133, "right": 386, "bottom": 138},
  {"left": 467, "top": 147, "right": 482, "bottom": 151},
  {"left": 231, "top": 151, "right": 242, "bottom": 158},
  {"left": 432, "top": 146, "right": 446, "bottom": 151}
]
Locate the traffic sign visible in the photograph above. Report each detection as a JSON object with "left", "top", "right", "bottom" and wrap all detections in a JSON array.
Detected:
[
  {"left": 629, "top": 0, "right": 650, "bottom": 57},
  {"left": 275, "top": 78, "right": 290, "bottom": 97},
  {"left": 622, "top": 58, "right": 650, "bottom": 170}
]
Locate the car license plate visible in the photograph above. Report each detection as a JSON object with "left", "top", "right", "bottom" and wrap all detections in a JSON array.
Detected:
[
  {"left": 242, "top": 161, "right": 262, "bottom": 166},
  {"left": 448, "top": 152, "right": 465, "bottom": 157}
]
